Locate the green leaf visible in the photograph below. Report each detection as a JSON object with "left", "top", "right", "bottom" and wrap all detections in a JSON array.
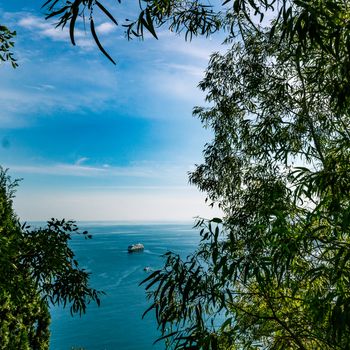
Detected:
[
  {"left": 90, "top": 18, "right": 116, "bottom": 65},
  {"left": 96, "top": 1, "right": 118, "bottom": 26},
  {"left": 69, "top": 4, "right": 79, "bottom": 46}
]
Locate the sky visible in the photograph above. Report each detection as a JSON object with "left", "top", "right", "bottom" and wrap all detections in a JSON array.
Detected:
[{"left": 0, "top": 1, "right": 223, "bottom": 222}]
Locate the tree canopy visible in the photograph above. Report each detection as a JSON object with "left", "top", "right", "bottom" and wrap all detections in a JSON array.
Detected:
[
  {"left": 141, "top": 23, "right": 350, "bottom": 347},
  {"left": 136, "top": 1, "right": 350, "bottom": 349},
  {"left": 0, "top": 168, "right": 102, "bottom": 349}
]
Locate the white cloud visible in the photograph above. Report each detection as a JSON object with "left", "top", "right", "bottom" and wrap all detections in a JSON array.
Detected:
[
  {"left": 18, "top": 15, "right": 94, "bottom": 48},
  {"left": 96, "top": 22, "right": 117, "bottom": 35},
  {"left": 18, "top": 16, "right": 67, "bottom": 39}
]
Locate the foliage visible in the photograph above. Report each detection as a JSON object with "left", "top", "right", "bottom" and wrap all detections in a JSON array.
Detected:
[
  {"left": 40, "top": 0, "right": 223, "bottom": 64},
  {"left": 138, "top": 3, "right": 350, "bottom": 350},
  {"left": 40, "top": 0, "right": 350, "bottom": 93},
  {"left": 0, "top": 168, "right": 102, "bottom": 349},
  {"left": 0, "top": 25, "right": 17, "bottom": 68}
]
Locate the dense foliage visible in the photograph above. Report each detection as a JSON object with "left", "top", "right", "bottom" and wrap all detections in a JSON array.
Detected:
[
  {"left": 0, "top": 169, "right": 102, "bottom": 349},
  {"left": 141, "top": 26, "right": 350, "bottom": 348},
  {"left": 137, "top": 1, "right": 350, "bottom": 350},
  {"left": 0, "top": 25, "right": 17, "bottom": 68}
]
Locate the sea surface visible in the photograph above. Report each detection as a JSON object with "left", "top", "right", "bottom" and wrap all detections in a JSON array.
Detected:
[{"left": 45, "top": 222, "right": 201, "bottom": 350}]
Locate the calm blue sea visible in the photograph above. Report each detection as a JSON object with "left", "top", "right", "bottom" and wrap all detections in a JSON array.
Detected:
[{"left": 46, "top": 222, "right": 201, "bottom": 350}]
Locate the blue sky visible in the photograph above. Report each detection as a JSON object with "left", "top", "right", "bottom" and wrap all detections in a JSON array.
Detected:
[{"left": 0, "top": 1, "right": 223, "bottom": 221}]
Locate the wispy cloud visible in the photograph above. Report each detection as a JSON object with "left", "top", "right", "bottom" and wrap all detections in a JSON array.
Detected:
[
  {"left": 6, "top": 160, "right": 191, "bottom": 179},
  {"left": 17, "top": 15, "right": 94, "bottom": 48},
  {"left": 25, "top": 84, "right": 56, "bottom": 91},
  {"left": 162, "top": 35, "right": 224, "bottom": 61},
  {"left": 8, "top": 164, "right": 107, "bottom": 177},
  {"left": 163, "top": 63, "right": 204, "bottom": 78},
  {"left": 75, "top": 157, "right": 89, "bottom": 166},
  {"left": 147, "top": 70, "right": 205, "bottom": 103},
  {"left": 0, "top": 37, "right": 121, "bottom": 127},
  {"left": 0, "top": 74, "right": 119, "bottom": 127},
  {"left": 0, "top": 8, "right": 225, "bottom": 128}
]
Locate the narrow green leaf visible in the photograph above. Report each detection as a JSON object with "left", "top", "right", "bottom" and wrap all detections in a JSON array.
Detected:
[
  {"left": 90, "top": 18, "right": 116, "bottom": 65},
  {"left": 96, "top": 1, "right": 118, "bottom": 26},
  {"left": 69, "top": 5, "right": 79, "bottom": 46}
]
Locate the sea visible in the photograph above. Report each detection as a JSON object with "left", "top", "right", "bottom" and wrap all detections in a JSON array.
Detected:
[{"left": 44, "top": 222, "right": 201, "bottom": 350}]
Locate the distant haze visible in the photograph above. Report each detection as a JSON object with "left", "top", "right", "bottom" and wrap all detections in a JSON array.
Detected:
[{"left": 13, "top": 185, "right": 222, "bottom": 222}]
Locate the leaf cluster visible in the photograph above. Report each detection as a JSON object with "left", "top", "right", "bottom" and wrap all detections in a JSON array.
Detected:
[
  {"left": 0, "top": 168, "right": 102, "bottom": 349},
  {"left": 40, "top": 0, "right": 223, "bottom": 63},
  {"left": 0, "top": 25, "right": 17, "bottom": 68}
]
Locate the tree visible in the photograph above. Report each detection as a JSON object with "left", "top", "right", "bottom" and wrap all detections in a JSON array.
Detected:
[
  {"left": 136, "top": 3, "right": 350, "bottom": 350},
  {"left": 0, "top": 168, "right": 102, "bottom": 349}
]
